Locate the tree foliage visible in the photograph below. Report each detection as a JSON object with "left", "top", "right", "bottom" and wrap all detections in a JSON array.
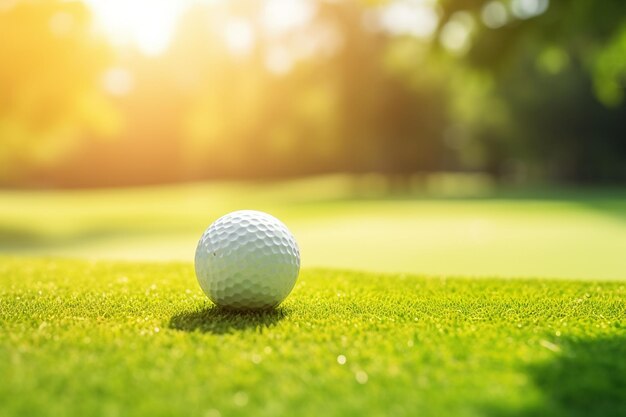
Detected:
[
  {"left": 437, "top": 0, "right": 626, "bottom": 182},
  {"left": 0, "top": 0, "right": 624, "bottom": 186},
  {"left": 0, "top": 1, "right": 117, "bottom": 183}
]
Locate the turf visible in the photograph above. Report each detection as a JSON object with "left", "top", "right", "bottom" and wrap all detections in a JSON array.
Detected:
[
  {"left": 1, "top": 176, "right": 626, "bottom": 279},
  {"left": 1, "top": 257, "right": 625, "bottom": 417}
]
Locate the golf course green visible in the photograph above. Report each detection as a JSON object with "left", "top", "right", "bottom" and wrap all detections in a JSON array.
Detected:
[
  {"left": 1, "top": 176, "right": 625, "bottom": 279},
  {"left": 3, "top": 0, "right": 625, "bottom": 414},
  {"left": 1, "top": 177, "right": 625, "bottom": 416},
  {"left": 1, "top": 258, "right": 625, "bottom": 417}
]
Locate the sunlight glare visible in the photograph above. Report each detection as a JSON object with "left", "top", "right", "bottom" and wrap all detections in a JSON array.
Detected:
[
  {"left": 84, "top": 0, "right": 324, "bottom": 56},
  {"left": 265, "top": 46, "right": 293, "bottom": 74},
  {"left": 440, "top": 12, "right": 475, "bottom": 55},
  {"left": 481, "top": 1, "right": 508, "bottom": 29},
  {"left": 379, "top": 0, "right": 439, "bottom": 39},
  {"left": 261, "top": 0, "right": 315, "bottom": 36},
  {"left": 84, "top": 0, "right": 186, "bottom": 56},
  {"left": 224, "top": 18, "right": 255, "bottom": 56},
  {"left": 510, "top": 0, "right": 549, "bottom": 19},
  {"left": 102, "top": 67, "right": 134, "bottom": 96}
]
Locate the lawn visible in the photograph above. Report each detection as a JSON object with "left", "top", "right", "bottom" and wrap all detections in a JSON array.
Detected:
[
  {"left": 1, "top": 177, "right": 625, "bottom": 415},
  {"left": 1, "top": 257, "right": 625, "bottom": 417},
  {"left": 1, "top": 175, "right": 625, "bottom": 279}
]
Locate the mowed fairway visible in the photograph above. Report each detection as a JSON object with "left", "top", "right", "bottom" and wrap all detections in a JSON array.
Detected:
[
  {"left": 1, "top": 178, "right": 625, "bottom": 415},
  {"left": 1, "top": 258, "right": 625, "bottom": 417},
  {"left": 0, "top": 176, "right": 625, "bottom": 279}
]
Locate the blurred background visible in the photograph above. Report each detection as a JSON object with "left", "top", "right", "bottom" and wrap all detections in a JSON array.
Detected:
[{"left": 1, "top": 0, "right": 625, "bottom": 279}]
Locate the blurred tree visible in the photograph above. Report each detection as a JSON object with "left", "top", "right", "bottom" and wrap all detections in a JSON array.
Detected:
[
  {"left": 319, "top": 2, "right": 447, "bottom": 178},
  {"left": 0, "top": 0, "right": 117, "bottom": 185},
  {"left": 180, "top": 0, "right": 448, "bottom": 181},
  {"left": 2, "top": 0, "right": 624, "bottom": 187},
  {"left": 436, "top": 0, "right": 626, "bottom": 182}
]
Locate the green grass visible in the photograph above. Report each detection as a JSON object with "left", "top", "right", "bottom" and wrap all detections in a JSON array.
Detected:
[
  {"left": 1, "top": 257, "right": 625, "bottom": 417},
  {"left": 1, "top": 175, "right": 626, "bottom": 279}
]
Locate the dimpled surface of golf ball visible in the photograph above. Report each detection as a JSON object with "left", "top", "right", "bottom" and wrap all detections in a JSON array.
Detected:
[{"left": 195, "top": 210, "right": 300, "bottom": 309}]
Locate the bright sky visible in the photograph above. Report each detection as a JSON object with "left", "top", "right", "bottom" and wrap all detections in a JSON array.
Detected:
[
  {"left": 82, "top": 0, "right": 547, "bottom": 58},
  {"left": 83, "top": 0, "right": 444, "bottom": 57},
  {"left": 83, "top": 0, "right": 187, "bottom": 56},
  {"left": 83, "top": 0, "right": 318, "bottom": 56}
]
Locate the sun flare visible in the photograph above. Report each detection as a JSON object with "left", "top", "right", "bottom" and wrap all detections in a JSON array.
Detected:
[
  {"left": 83, "top": 0, "right": 318, "bottom": 56},
  {"left": 83, "top": 0, "right": 190, "bottom": 55}
]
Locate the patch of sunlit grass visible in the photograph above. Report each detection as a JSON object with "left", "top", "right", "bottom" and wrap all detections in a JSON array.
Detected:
[
  {"left": 0, "top": 257, "right": 624, "bottom": 417},
  {"left": 1, "top": 176, "right": 625, "bottom": 279}
]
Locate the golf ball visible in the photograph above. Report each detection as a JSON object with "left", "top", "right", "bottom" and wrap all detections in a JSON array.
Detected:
[{"left": 195, "top": 210, "right": 300, "bottom": 310}]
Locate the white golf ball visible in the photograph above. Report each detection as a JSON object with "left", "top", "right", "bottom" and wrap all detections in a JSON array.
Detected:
[{"left": 194, "top": 210, "right": 300, "bottom": 310}]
